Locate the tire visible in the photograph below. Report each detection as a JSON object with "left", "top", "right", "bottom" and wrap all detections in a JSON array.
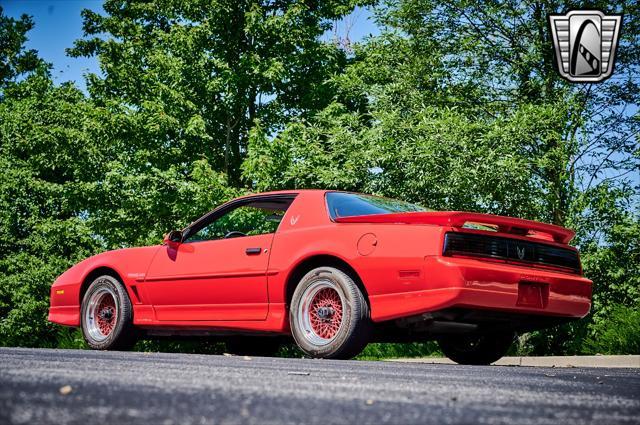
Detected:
[
  {"left": 225, "top": 337, "right": 281, "bottom": 357},
  {"left": 81, "top": 274, "right": 137, "bottom": 350},
  {"left": 438, "top": 332, "right": 515, "bottom": 365},
  {"left": 289, "top": 266, "right": 371, "bottom": 359}
]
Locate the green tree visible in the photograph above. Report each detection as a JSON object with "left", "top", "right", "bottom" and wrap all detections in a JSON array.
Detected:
[
  {"left": 0, "top": 54, "right": 105, "bottom": 345},
  {"left": 0, "top": 6, "right": 238, "bottom": 346},
  {"left": 69, "top": 0, "right": 372, "bottom": 185},
  {"left": 0, "top": 6, "right": 44, "bottom": 91},
  {"left": 63, "top": 0, "right": 375, "bottom": 248}
]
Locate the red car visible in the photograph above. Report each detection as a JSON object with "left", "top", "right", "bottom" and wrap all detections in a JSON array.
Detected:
[{"left": 49, "top": 190, "right": 592, "bottom": 364}]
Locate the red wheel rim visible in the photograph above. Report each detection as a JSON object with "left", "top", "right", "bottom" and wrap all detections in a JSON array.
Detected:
[
  {"left": 95, "top": 293, "right": 117, "bottom": 336},
  {"left": 308, "top": 287, "right": 343, "bottom": 339}
]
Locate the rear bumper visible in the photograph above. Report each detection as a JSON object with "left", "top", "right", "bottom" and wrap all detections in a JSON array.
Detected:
[{"left": 369, "top": 256, "right": 592, "bottom": 322}]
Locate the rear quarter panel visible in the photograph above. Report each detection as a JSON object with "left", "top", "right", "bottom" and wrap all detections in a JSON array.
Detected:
[{"left": 269, "top": 191, "right": 445, "bottom": 304}]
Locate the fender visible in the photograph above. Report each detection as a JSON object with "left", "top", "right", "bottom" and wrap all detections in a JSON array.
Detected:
[{"left": 49, "top": 246, "right": 161, "bottom": 326}]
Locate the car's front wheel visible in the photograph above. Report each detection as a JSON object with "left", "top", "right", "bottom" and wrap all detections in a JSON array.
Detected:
[
  {"left": 290, "top": 266, "right": 371, "bottom": 359},
  {"left": 81, "top": 275, "right": 137, "bottom": 350},
  {"left": 438, "top": 331, "right": 515, "bottom": 365}
]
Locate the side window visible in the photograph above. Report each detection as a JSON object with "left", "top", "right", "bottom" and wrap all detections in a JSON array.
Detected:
[{"left": 186, "top": 201, "right": 289, "bottom": 243}]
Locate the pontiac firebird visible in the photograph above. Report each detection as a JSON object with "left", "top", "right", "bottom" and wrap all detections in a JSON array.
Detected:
[{"left": 49, "top": 190, "right": 592, "bottom": 364}]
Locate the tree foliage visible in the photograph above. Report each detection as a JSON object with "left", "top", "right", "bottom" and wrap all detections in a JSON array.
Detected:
[
  {"left": 0, "top": 1, "right": 638, "bottom": 355},
  {"left": 0, "top": 7, "right": 43, "bottom": 91},
  {"left": 0, "top": 70, "right": 104, "bottom": 346},
  {"left": 68, "top": 0, "right": 372, "bottom": 185}
]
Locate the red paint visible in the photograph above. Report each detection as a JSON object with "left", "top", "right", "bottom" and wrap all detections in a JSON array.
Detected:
[
  {"left": 517, "top": 282, "right": 548, "bottom": 309},
  {"left": 49, "top": 190, "right": 592, "bottom": 337},
  {"left": 142, "top": 233, "right": 273, "bottom": 321},
  {"left": 335, "top": 211, "right": 575, "bottom": 244}
]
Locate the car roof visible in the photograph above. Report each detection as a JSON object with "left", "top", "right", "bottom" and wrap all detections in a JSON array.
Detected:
[{"left": 236, "top": 189, "right": 329, "bottom": 199}]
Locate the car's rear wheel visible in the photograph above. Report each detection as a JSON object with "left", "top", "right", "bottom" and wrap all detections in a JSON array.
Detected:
[
  {"left": 438, "top": 331, "right": 515, "bottom": 365},
  {"left": 81, "top": 275, "right": 137, "bottom": 350},
  {"left": 290, "top": 266, "right": 371, "bottom": 359}
]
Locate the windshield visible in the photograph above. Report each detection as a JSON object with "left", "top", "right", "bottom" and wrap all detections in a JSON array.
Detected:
[{"left": 326, "top": 192, "right": 428, "bottom": 219}]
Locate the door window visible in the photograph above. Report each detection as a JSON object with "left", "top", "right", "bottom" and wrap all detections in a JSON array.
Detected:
[{"left": 185, "top": 199, "right": 292, "bottom": 243}]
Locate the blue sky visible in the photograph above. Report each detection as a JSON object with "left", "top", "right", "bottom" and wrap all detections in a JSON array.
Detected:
[
  {"left": 2, "top": 0, "right": 103, "bottom": 91},
  {"left": 2, "top": 0, "right": 379, "bottom": 92}
]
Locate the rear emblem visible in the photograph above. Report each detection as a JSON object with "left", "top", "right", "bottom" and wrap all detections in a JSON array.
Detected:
[
  {"left": 290, "top": 215, "right": 300, "bottom": 226},
  {"left": 517, "top": 246, "right": 526, "bottom": 260}
]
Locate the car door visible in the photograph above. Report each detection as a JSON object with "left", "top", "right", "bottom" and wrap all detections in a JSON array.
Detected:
[{"left": 142, "top": 197, "right": 293, "bottom": 321}]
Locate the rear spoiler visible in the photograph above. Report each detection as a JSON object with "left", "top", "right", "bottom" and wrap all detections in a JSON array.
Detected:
[{"left": 334, "top": 211, "right": 575, "bottom": 244}]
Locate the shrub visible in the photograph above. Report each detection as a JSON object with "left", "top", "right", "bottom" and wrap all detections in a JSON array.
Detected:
[{"left": 587, "top": 305, "right": 640, "bottom": 355}]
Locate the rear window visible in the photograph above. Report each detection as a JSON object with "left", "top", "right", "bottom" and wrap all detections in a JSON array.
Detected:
[{"left": 326, "top": 192, "right": 428, "bottom": 219}]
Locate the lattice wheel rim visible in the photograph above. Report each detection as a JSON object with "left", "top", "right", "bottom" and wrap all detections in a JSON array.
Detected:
[
  {"left": 85, "top": 285, "right": 118, "bottom": 342},
  {"left": 297, "top": 279, "right": 345, "bottom": 346}
]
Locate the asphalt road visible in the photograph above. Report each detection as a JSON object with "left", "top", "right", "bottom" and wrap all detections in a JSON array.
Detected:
[{"left": 1, "top": 348, "right": 638, "bottom": 425}]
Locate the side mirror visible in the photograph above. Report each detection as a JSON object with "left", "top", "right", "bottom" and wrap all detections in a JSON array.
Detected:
[{"left": 163, "top": 230, "right": 183, "bottom": 248}]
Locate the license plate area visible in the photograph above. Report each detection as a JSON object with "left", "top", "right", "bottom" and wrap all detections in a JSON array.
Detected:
[{"left": 517, "top": 281, "right": 549, "bottom": 309}]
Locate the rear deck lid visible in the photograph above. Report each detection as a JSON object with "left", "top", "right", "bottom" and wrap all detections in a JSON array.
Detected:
[{"left": 334, "top": 211, "right": 575, "bottom": 244}]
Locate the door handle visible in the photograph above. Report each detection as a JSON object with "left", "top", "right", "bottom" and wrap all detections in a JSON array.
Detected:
[{"left": 245, "top": 247, "right": 261, "bottom": 255}]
